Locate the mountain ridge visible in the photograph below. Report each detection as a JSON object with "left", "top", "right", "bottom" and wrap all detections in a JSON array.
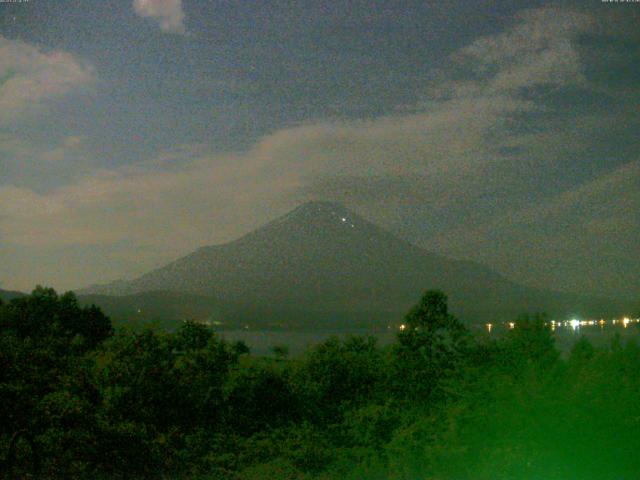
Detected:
[
  {"left": 0, "top": 289, "right": 26, "bottom": 303},
  {"left": 79, "top": 201, "right": 634, "bottom": 327}
]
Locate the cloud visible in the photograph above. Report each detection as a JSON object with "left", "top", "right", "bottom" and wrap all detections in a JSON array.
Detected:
[
  {"left": 0, "top": 36, "right": 95, "bottom": 123},
  {"left": 424, "top": 160, "right": 640, "bottom": 297},
  {"left": 0, "top": 144, "right": 302, "bottom": 252},
  {"left": 451, "top": 8, "right": 592, "bottom": 92},
  {"left": 0, "top": 134, "right": 97, "bottom": 191},
  {"left": 1, "top": 6, "right": 638, "bottom": 295},
  {"left": 40, "top": 136, "right": 84, "bottom": 163},
  {"left": 133, "top": 0, "right": 186, "bottom": 34}
]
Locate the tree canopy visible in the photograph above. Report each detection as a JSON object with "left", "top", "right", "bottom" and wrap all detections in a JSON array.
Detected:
[{"left": 2, "top": 287, "right": 639, "bottom": 479}]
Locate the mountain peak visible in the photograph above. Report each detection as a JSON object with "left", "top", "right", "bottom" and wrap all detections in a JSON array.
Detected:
[
  {"left": 263, "top": 201, "right": 361, "bottom": 231},
  {"left": 294, "top": 201, "right": 352, "bottom": 215},
  {"left": 78, "top": 199, "right": 630, "bottom": 325}
]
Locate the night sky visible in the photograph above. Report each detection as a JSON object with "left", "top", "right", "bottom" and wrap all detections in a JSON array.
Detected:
[{"left": 0, "top": 0, "right": 638, "bottom": 298}]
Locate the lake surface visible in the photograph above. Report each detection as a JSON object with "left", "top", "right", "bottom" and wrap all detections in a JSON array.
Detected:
[{"left": 219, "top": 322, "right": 640, "bottom": 356}]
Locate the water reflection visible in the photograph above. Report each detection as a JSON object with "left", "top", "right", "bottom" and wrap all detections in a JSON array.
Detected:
[
  {"left": 479, "top": 316, "right": 640, "bottom": 334},
  {"left": 219, "top": 317, "right": 639, "bottom": 356}
]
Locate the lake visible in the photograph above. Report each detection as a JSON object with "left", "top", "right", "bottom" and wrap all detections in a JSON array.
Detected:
[{"left": 218, "top": 321, "right": 640, "bottom": 356}]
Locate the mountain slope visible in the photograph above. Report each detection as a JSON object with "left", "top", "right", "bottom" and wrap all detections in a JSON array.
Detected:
[
  {"left": 77, "top": 291, "right": 224, "bottom": 329},
  {"left": 0, "top": 289, "right": 26, "bottom": 303},
  {"left": 81, "top": 202, "right": 633, "bottom": 327}
]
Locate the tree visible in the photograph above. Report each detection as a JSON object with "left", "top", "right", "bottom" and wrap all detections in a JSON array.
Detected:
[
  {"left": 502, "top": 313, "right": 559, "bottom": 372},
  {"left": 292, "top": 335, "right": 385, "bottom": 424},
  {"left": 0, "top": 286, "right": 112, "bottom": 348},
  {"left": 173, "top": 320, "right": 213, "bottom": 351},
  {"left": 569, "top": 335, "right": 595, "bottom": 363},
  {"left": 0, "top": 287, "right": 112, "bottom": 478},
  {"left": 394, "top": 290, "right": 468, "bottom": 401},
  {"left": 226, "top": 363, "right": 299, "bottom": 435},
  {"left": 271, "top": 344, "right": 289, "bottom": 360}
]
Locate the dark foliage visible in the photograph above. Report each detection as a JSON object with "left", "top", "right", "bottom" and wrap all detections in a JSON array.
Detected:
[{"left": 1, "top": 287, "right": 639, "bottom": 479}]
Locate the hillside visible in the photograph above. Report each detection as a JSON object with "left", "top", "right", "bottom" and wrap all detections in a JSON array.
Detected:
[
  {"left": 0, "top": 289, "right": 26, "bottom": 303},
  {"left": 80, "top": 202, "right": 633, "bottom": 327},
  {"left": 77, "top": 291, "right": 224, "bottom": 329}
]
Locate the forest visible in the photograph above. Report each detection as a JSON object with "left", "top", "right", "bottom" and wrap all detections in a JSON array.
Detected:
[{"left": 1, "top": 287, "right": 640, "bottom": 479}]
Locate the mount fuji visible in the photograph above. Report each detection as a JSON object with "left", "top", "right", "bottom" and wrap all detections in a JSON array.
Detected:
[{"left": 79, "top": 202, "right": 629, "bottom": 328}]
